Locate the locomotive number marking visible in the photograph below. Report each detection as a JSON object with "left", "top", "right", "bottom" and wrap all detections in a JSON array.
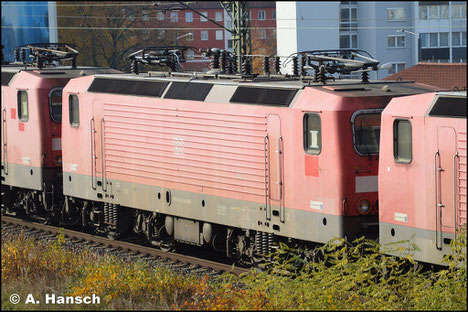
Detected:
[
  {"left": 309, "top": 130, "right": 319, "bottom": 149},
  {"left": 173, "top": 138, "right": 184, "bottom": 155}
]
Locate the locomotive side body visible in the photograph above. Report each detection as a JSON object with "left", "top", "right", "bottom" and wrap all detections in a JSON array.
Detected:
[
  {"left": 61, "top": 74, "right": 438, "bottom": 256},
  {"left": 1, "top": 68, "right": 65, "bottom": 191},
  {"left": 1, "top": 66, "right": 121, "bottom": 218},
  {"left": 379, "top": 91, "right": 467, "bottom": 265}
]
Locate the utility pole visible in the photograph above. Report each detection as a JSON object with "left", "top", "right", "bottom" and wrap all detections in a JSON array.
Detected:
[{"left": 220, "top": 1, "right": 251, "bottom": 71}]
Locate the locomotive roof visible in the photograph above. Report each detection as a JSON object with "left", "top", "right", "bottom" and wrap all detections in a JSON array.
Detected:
[
  {"left": 1, "top": 66, "right": 120, "bottom": 86},
  {"left": 89, "top": 71, "right": 440, "bottom": 101}
]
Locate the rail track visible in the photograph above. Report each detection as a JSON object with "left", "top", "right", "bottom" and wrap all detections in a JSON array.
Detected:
[{"left": 1, "top": 215, "right": 250, "bottom": 276}]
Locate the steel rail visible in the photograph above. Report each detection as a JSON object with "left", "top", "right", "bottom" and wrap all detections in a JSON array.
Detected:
[{"left": 1, "top": 215, "right": 250, "bottom": 276}]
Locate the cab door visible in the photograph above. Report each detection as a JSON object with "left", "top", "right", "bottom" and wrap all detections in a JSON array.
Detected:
[
  {"left": 267, "top": 114, "right": 284, "bottom": 222},
  {"left": 437, "top": 127, "right": 457, "bottom": 235},
  {"left": 1, "top": 91, "right": 7, "bottom": 176},
  {"left": 92, "top": 100, "right": 106, "bottom": 193}
]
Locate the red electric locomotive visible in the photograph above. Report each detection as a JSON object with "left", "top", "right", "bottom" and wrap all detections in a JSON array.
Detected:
[
  {"left": 379, "top": 91, "right": 467, "bottom": 265},
  {"left": 1, "top": 44, "right": 119, "bottom": 221},
  {"left": 59, "top": 49, "right": 438, "bottom": 261}
]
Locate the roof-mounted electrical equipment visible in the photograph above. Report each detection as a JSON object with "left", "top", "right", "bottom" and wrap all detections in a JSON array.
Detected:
[
  {"left": 284, "top": 49, "right": 380, "bottom": 84},
  {"left": 128, "top": 46, "right": 193, "bottom": 74},
  {"left": 13, "top": 43, "right": 79, "bottom": 69}
]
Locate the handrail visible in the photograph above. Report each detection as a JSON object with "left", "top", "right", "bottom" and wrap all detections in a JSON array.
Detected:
[
  {"left": 264, "top": 134, "right": 270, "bottom": 221},
  {"left": 453, "top": 151, "right": 459, "bottom": 241},
  {"left": 90, "top": 117, "right": 96, "bottom": 190},
  {"left": 278, "top": 136, "right": 284, "bottom": 223},
  {"left": 2, "top": 108, "right": 8, "bottom": 175},
  {"left": 100, "top": 117, "right": 106, "bottom": 192},
  {"left": 435, "top": 150, "right": 442, "bottom": 250}
]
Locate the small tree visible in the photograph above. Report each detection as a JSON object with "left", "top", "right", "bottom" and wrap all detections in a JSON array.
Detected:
[{"left": 57, "top": 1, "right": 177, "bottom": 71}]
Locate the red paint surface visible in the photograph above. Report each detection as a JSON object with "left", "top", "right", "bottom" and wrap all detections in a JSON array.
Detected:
[{"left": 305, "top": 155, "right": 319, "bottom": 177}]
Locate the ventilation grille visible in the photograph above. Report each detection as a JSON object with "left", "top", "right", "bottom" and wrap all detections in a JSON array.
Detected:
[
  {"left": 230, "top": 87, "right": 298, "bottom": 107},
  {"left": 164, "top": 82, "right": 213, "bottom": 101},
  {"left": 429, "top": 97, "right": 467, "bottom": 118},
  {"left": 2, "top": 72, "right": 16, "bottom": 86},
  {"left": 88, "top": 78, "right": 168, "bottom": 97}
]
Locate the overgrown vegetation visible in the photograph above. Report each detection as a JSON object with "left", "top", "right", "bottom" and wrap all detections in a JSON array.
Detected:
[{"left": 1, "top": 230, "right": 466, "bottom": 310}]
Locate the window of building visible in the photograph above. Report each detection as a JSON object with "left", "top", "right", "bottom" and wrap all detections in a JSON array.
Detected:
[
  {"left": 340, "top": 8, "right": 349, "bottom": 21},
  {"left": 387, "top": 8, "right": 405, "bottom": 21},
  {"left": 440, "top": 4, "right": 448, "bottom": 18},
  {"left": 156, "top": 12, "right": 165, "bottom": 20},
  {"left": 430, "top": 33, "right": 438, "bottom": 47},
  {"left": 419, "top": 5, "right": 428, "bottom": 20},
  {"left": 352, "top": 111, "right": 382, "bottom": 156},
  {"left": 387, "top": 35, "right": 405, "bottom": 48},
  {"left": 69, "top": 95, "right": 79, "bottom": 127},
  {"left": 393, "top": 119, "right": 412, "bottom": 163},
  {"left": 340, "top": 34, "right": 358, "bottom": 48},
  {"left": 420, "top": 4, "right": 451, "bottom": 20},
  {"left": 186, "top": 50, "right": 194, "bottom": 60},
  {"left": 258, "top": 29, "right": 266, "bottom": 39},
  {"left": 226, "top": 18, "right": 232, "bottom": 29},
  {"left": 228, "top": 39, "right": 233, "bottom": 49},
  {"left": 49, "top": 88, "right": 62, "bottom": 122},
  {"left": 200, "top": 12, "right": 208, "bottom": 22},
  {"left": 187, "top": 32, "right": 194, "bottom": 41},
  {"left": 340, "top": 7, "right": 357, "bottom": 31},
  {"left": 215, "top": 11, "right": 223, "bottom": 21},
  {"left": 216, "top": 30, "right": 223, "bottom": 40},
  {"left": 157, "top": 30, "right": 165, "bottom": 40},
  {"left": 258, "top": 10, "right": 266, "bottom": 20},
  {"left": 451, "top": 3, "right": 467, "bottom": 19},
  {"left": 439, "top": 32, "right": 448, "bottom": 47},
  {"left": 17, "top": 90, "right": 28, "bottom": 122},
  {"left": 303, "top": 113, "right": 321, "bottom": 154},
  {"left": 273, "top": 10, "right": 276, "bottom": 19},
  {"left": 421, "top": 32, "right": 458, "bottom": 48},
  {"left": 452, "top": 31, "right": 467, "bottom": 47},
  {"left": 388, "top": 63, "right": 405, "bottom": 75},
  {"left": 170, "top": 12, "right": 178, "bottom": 22},
  {"left": 186, "top": 12, "right": 193, "bottom": 22},
  {"left": 420, "top": 33, "right": 428, "bottom": 47},
  {"left": 201, "top": 30, "right": 208, "bottom": 40},
  {"left": 142, "top": 10, "right": 149, "bottom": 21},
  {"left": 429, "top": 5, "right": 438, "bottom": 19}
]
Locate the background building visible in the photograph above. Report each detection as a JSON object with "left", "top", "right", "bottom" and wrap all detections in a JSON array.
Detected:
[
  {"left": 277, "top": 1, "right": 466, "bottom": 78},
  {"left": 161, "top": 1, "right": 276, "bottom": 72},
  {"left": 1, "top": 1, "right": 57, "bottom": 63}
]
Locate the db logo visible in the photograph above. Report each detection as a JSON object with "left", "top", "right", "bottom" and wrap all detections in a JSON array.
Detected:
[{"left": 173, "top": 138, "right": 184, "bottom": 155}]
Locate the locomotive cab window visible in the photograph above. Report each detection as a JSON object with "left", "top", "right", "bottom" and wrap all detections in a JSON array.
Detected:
[
  {"left": 69, "top": 94, "right": 79, "bottom": 127},
  {"left": 17, "top": 90, "right": 28, "bottom": 122},
  {"left": 352, "top": 110, "right": 382, "bottom": 156},
  {"left": 49, "top": 88, "right": 63, "bottom": 122},
  {"left": 393, "top": 119, "right": 412, "bottom": 163},
  {"left": 303, "top": 113, "right": 321, "bottom": 154}
]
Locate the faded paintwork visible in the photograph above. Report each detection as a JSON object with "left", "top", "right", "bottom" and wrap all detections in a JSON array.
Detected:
[
  {"left": 1, "top": 66, "right": 120, "bottom": 191},
  {"left": 61, "top": 73, "right": 438, "bottom": 243},
  {"left": 379, "top": 91, "right": 467, "bottom": 265}
]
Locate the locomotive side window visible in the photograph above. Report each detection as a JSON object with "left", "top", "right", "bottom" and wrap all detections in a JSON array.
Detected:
[
  {"left": 352, "top": 110, "right": 382, "bottom": 156},
  {"left": 17, "top": 90, "right": 28, "bottom": 122},
  {"left": 393, "top": 119, "right": 412, "bottom": 163},
  {"left": 69, "top": 94, "right": 79, "bottom": 127},
  {"left": 303, "top": 113, "right": 321, "bottom": 154},
  {"left": 49, "top": 88, "right": 63, "bottom": 122}
]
